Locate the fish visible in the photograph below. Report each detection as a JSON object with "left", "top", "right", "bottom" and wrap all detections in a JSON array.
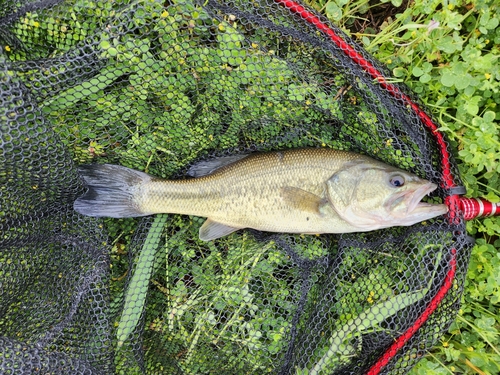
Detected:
[{"left": 73, "top": 148, "right": 448, "bottom": 241}]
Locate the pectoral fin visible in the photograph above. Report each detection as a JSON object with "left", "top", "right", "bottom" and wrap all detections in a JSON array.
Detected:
[
  {"left": 199, "top": 219, "right": 241, "bottom": 241},
  {"left": 280, "top": 187, "right": 327, "bottom": 215}
]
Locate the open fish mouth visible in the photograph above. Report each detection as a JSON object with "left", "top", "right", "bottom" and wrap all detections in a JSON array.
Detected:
[
  {"left": 386, "top": 182, "right": 447, "bottom": 216},
  {"left": 407, "top": 182, "right": 440, "bottom": 214}
]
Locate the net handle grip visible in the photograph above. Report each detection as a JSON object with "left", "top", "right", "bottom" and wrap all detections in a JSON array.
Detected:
[{"left": 460, "top": 197, "right": 500, "bottom": 220}]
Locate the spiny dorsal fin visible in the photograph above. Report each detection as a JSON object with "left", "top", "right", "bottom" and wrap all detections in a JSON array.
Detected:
[{"left": 187, "top": 154, "right": 250, "bottom": 177}]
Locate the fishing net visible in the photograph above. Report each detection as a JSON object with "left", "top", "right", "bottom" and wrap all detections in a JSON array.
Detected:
[{"left": 0, "top": 0, "right": 476, "bottom": 374}]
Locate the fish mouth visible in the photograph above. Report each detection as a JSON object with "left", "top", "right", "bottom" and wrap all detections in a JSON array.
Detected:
[
  {"left": 407, "top": 182, "right": 440, "bottom": 214},
  {"left": 387, "top": 182, "right": 448, "bottom": 216}
]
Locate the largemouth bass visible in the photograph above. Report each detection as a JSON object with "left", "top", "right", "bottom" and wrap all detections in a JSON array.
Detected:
[{"left": 74, "top": 148, "right": 448, "bottom": 241}]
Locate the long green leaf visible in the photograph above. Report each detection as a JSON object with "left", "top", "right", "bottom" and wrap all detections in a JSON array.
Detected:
[
  {"left": 117, "top": 214, "right": 168, "bottom": 347},
  {"left": 308, "top": 251, "right": 443, "bottom": 375},
  {"left": 43, "top": 63, "right": 128, "bottom": 110}
]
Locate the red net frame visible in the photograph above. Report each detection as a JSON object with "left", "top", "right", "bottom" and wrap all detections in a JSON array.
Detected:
[{"left": 275, "top": 1, "right": 497, "bottom": 373}]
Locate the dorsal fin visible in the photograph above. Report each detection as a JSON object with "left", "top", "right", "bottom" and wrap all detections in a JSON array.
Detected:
[{"left": 187, "top": 154, "right": 250, "bottom": 177}]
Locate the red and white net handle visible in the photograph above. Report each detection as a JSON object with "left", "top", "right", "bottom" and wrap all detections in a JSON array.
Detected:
[{"left": 460, "top": 197, "right": 500, "bottom": 220}]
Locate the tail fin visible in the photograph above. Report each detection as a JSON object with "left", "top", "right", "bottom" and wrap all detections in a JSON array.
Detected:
[{"left": 74, "top": 164, "right": 153, "bottom": 218}]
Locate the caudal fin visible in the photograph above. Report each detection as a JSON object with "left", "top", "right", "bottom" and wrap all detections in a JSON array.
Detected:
[{"left": 74, "top": 164, "right": 153, "bottom": 218}]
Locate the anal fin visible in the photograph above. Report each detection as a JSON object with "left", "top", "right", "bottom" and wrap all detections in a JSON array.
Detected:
[{"left": 199, "top": 219, "right": 241, "bottom": 241}]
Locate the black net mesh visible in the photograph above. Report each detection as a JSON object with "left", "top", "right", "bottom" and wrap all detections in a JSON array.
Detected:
[{"left": 0, "top": 0, "right": 473, "bottom": 374}]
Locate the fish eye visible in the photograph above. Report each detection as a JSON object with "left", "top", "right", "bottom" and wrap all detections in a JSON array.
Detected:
[{"left": 390, "top": 175, "right": 405, "bottom": 187}]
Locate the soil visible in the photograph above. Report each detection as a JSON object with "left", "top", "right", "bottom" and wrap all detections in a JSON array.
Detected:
[{"left": 349, "top": 0, "right": 411, "bottom": 34}]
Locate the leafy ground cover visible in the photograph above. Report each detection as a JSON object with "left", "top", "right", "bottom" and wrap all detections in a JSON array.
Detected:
[{"left": 311, "top": 0, "right": 500, "bottom": 373}]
